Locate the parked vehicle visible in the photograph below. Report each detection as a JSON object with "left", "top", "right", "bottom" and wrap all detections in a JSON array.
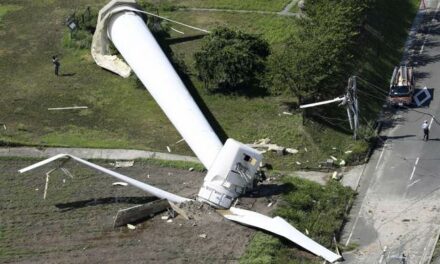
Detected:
[{"left": 388, "top": 65, "right": 414, "bottom": 106}]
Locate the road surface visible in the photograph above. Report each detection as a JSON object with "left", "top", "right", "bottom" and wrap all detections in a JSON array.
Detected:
[{"left": 342, "top": 1, "right": 440, "bottom": 263}]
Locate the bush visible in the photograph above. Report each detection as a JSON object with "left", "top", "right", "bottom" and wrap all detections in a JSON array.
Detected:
[{"left": 194, "top": 27, "right": 270, "bottom": 94}]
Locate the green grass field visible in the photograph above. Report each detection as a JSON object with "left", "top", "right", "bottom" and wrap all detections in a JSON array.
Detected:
[{"left": 147, "top": 0, "right": 291, "bottom": 12}]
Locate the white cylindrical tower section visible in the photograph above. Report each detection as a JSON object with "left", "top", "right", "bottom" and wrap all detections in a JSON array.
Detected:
[{"left": 107, "top": 11, "right": 223, "bottom": 169}]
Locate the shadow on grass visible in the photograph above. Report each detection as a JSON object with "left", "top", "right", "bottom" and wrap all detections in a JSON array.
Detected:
[
  {"left": 243, "top": 183, "right": 294, "bottom": 198},
  {"left": 60, "top": 73, "right": 76, "bottom": 77},
  {"left": 55, "top": 196, "right": 157, "bottom": 212},
  {"left": 166, "top": 34, "right": 207, "bottom": 45}
]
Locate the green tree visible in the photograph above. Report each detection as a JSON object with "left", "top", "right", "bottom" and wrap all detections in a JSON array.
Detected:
[
  {"left": 194, "top": 27, "right": 270, "bottom": 93},
  {"left": 269, "top": 0, "right": 369, "bottom": 103}
]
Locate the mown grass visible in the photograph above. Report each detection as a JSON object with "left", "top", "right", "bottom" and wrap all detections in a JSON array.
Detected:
[
  {"left": 147, "top": 0, "right": 291, "bottom": 12},
  {"left": 0, "top": 4, "right": 21, "bottom": 22},
  {"left": 240, "top": 176, "right": 355, "bottom": 263}
]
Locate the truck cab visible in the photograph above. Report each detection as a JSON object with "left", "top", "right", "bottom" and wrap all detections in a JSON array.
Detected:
[{"left": 388, "top": 65, "right": 414, "bottom": 106}]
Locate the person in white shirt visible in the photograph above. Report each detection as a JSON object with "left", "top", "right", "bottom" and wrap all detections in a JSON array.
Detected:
[{"left": 422, "top": 120, "right": 429, "bottom": 141}]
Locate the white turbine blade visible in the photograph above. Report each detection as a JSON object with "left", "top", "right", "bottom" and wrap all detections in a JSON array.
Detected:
[
  {"left": 220, "top": 207, "right": 341, "bottom": 263},
  {"left": 18, "top": 154, "right": 190, "bottom": 204},
  {"left": 18, "top": 154, "right": 69, "bottom": 173}
]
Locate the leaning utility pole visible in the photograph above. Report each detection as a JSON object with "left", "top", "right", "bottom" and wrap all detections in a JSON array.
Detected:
[
  {"left": 346, "top": 76, "right": 359, "bottom": 139},
  {"left": 299, "top": 76, "right": 359, "bottom": 140}
]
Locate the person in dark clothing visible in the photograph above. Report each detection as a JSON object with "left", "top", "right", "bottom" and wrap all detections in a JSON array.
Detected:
[{"left": 52, "top": 55, "right": 60, "bottom": 76}]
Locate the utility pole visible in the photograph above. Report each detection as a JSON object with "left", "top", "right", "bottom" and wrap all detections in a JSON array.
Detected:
[
  {"left": 299, "top": 76, "right": 359, "bottom": 140},
  {"left": 346, "top": 76, "right": 359, "bottom": 139}
]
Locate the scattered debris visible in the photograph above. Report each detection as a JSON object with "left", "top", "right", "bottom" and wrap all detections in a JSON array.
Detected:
[
  {"left": 267, "top": 202, "right": 273, "bottom": 207},
  {"left": 169, "top": 201, "right": 190, "bottom": 220},
  {"left": 0, "top": 123, "right": 6, "bottom": 130},
  {"left": 48, "top": 106, "right": 88, "bottom": 111},
  {"left": 332, "top": 147, "right": 337, "bottom": 150},
  {"left": 248, "top": 138, "right": 298, "bottom": 156},
  {"left": 171, "top": 27, "right": 184, "bottom": 34},
  {"left": 127, "top": 224, "right": 136, "bottom": 230},
  {"left": 330, "top": 156, "right": 337, "bottom": 161},
  {"left": 296, "top": 161, "right": 301, "bottom": 165},
  {"left": 188, "top": 167, "right": 194, "bottom": 172},
  {"left": 35, "top": 188, "right": 39, "bottom": 191},
  {"left": 166, "top": 219, "right": 173, "bottom": 223},
  {"left": 113, "top": 199, "right": 169, "bottom": 228},
  {"left": 339, "top": 160, "right": 346, "bottom": 166},
  {"left": 166, "top": 146, "right": 171, "bottom": 152},
  {"left": 114, "top": 160, "right": 134, "bottom": 168},
  {"left": 304, "top": 147, "right": 308, "bottom": 152},
  {"left": 332, "top": 171, "right": 342, "bottom": 181},
  {"left": 161, "top": 215, "right": 170, "bottom": 220},
  {"left": 305, "top": 229, "right": 309, "bottom": 235},
  {"left": 286, "top": 148, "right": 299, "bottom": 154},
  {"left": 282, "top": 111, "right": 293, "bottom": 115},
  {"left": 345, "top": 150, "right": 353, "bottom": 154},
  {"left": 112, "top": 182, "right": 128, "bottom": 187},
  {"left": 198, "top": 234, "right": 207, "bottom": 239}
]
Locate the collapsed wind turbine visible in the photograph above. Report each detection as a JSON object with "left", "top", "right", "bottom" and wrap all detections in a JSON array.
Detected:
[{"left": 19, "top": 1, "right": 341, "bottom": 262}]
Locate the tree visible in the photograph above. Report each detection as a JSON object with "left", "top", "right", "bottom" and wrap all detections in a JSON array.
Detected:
[
  {"left": 269, "top": 0, "right": 369, "bottom": 103},
  {"left": 194, "top": 27, "right": 270, "bottom": 93}
]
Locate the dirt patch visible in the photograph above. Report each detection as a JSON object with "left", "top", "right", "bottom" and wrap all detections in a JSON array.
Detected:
[{"left": 0, "top": 158, "right": 282, "bottom": 263}]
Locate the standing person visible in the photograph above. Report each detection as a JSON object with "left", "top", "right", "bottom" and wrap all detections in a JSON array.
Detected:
[
  {"left": 422, "top": 120, "right": 429, "bottom": 141},
  {"left": 52, "top": 55, "right": 60, "bottom": 76}
]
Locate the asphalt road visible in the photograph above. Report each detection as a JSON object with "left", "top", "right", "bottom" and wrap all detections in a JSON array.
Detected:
[{"left": 342, "top": 1, "right": 440, "bottom": 263}]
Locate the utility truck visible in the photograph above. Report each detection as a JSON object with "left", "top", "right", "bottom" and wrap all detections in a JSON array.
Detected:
[{"left": 388, "top": 65, "right": 414, "bottom": 107}]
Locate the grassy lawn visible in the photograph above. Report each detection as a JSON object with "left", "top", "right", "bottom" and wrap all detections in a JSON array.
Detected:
[
  {"left": 0, "top": 0, "right": 419, "bottom": 173},
  {"left": 147, "top": 0, "right": 292, "bottom": 12},
  {"left": 240, "top": 176, "right": 356, "bottom": 263}
]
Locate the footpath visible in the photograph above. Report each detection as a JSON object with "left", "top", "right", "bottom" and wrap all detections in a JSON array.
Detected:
[{"left": 0, "top": 147, "right": 200, "bottom": 163}]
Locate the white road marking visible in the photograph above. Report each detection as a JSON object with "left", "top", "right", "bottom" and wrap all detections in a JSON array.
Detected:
[
  {"left": 429, "top": 116, "right": 434, "bottom": 129},
  {"left": 407, "top": 179, "right": 421, "bottom": 188},
  {"left": 376, "top": 145, "right": 386, "bottom": 169},
  {"left": 410, "top": 157, "right": 420, "bottom": 181}
]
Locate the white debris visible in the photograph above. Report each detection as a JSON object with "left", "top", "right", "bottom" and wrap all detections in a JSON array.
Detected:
[
  {"left": 35, "top": 188, "right": 39, "bottom": 191},
  {"left": 330, "top": 156, "right": 337, "bottom": 161},
  {"left": 332, "top": 171, "right": 342, "bottom": 180},
  {"left": 114, "top": 160, "right": 134, "bottom": 168},
  {"left": 296, "top": 161, "right": 301, "bottom": 165},
  {"left": 282, "top": 111, "right": 293, "bottom": 115},
  {"left": 127, "top": 224, "right": 136, "bottom": 230},
  {"left": 161, "top": 215, "right": 170, "bottom": 220},
  {"left": 166, "top": 146, "right": 171, "bottom": 152},
  {"left": 332, "top": 147, "right": 337, "bottom": 150},
  {"left": 188, "top": 167, "right": 194, "bottom": 171},
  {"left": 112, "top": 182, "right": 128, "bottom": 187},
  {"left": 305, "top": 229, "right": 309, "bottom": 235},
  {"left": 198, "top": 234, "right": 207, "bottom": 239},
  {"left": 286, "top": 148, "right": 299, "bottom": 154},
  {"left": 267, "top": 202, "right": 273, "bottom": 207},
  {"left": 345, "top": 150, "right": 353, "bottom": 154},
  {"left": 339, "top": 160, "right": 346, "bottom": 166},
  {"left": 48, "top": 106, "right": 88, "bottom": 110},
  {"left": 304, "top": 147, "right": 308, "bottom": 152},
  {"left": 166, "top": 219, "right": 173, "bottom": 223},
  {"left": 147, "top": 174, "right": 150, "bottom": 178},
  {"left": 62, "top": 179, "right": 66, "bottom": 183},
  {"left": 171, "top": 27, "right": 184, "bottom": 34}
]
